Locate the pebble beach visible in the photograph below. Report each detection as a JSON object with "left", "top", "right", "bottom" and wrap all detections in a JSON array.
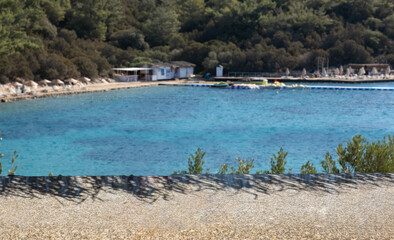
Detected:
[
  {"left": 0, "top": 174, "right": 393, "bottom": 239},
  {"left": 0, "top": 80, "right": 191, "bottom": 103}
]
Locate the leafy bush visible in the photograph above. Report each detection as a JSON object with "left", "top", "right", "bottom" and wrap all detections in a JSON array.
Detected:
[
  {"left": 268, "top": 147, "right": 290, "bottom": 174},
  {"left": 322, "top": 135, "right": 394, "bottom": 173},
  {"left": 321, "top": 152, "right": 340, "bottom": 174},
  {"left": 38, "top": 53, "right": 80, "bottom": 79},
  {"left": 218, "top": 158, "right": 255, "bottom": 174},
  {"left": 8, "top": 151, "right": 18, "bottom": 175},
  {"left": 301, "top": 160, "right": 317, "bottom": 174},
  {"left": 0, "top": 131, "right": 18, "bottom": 176},
  {"left": 72, "top": 56, "right": 98, "bottom": 78},
  {"left": 173, "top": 148, "right": 209, "bottom": 174},
  {"left": 110, "top": 30, "right": 149, "bottom": 50}
]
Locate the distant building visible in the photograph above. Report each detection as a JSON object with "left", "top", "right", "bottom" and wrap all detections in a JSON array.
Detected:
[
  {"left": 216, "top": 65, "right": 223, "bottom": 77},
  {"left": 113, "top": 61, "right": 195, "bottom": 82}
]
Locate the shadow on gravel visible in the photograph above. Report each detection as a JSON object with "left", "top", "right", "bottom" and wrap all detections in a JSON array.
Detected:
[{"left": 0, "top": 174, "right": 393, "bottom": 203}]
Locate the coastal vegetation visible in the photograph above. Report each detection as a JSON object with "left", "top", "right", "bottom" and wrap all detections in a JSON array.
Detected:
[
  {"left": 0, "top": 132, "right": 392, "bottom": 175},
  {"left": 1, "top": 0, "right": 394, "bottom": 83},
  {"left": 322, "top": 134, "right": 394, "bottom": 173},
  {"left": 0, "top": 132, "right": 18, "bottom": 175},
  {"left": 175, "top": 134, "right": 394, "bottom": 175},
  {"left": 173, "top": 147, "right": 210, "bottom": 174}
]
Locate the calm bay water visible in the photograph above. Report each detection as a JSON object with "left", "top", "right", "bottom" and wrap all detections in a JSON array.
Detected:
[{"left": 0, "top": 83, "right": 393, "bottom": 176}]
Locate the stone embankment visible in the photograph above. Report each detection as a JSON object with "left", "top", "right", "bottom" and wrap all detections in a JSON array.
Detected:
[{"left": 0, "top": 174, "right": 393, "bottom": 239}]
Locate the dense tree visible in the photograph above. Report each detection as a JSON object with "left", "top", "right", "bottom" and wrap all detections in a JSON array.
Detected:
[
  {"left": 67, "top": 0, "right": 122, "bottom": 40},
  {"left": 143, "top": 5, "right": 180, "bottom": 46},
  {"left": 0, "top": 0, "right": 393, "bottom": 80},
  {"left": 110, "top": 30, "right": 148, "bottom": 50}
]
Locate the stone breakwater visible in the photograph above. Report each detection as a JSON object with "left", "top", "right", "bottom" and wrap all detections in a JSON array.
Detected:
[{"left": 0, "top": 174, "right": 393, "bottom": 239}]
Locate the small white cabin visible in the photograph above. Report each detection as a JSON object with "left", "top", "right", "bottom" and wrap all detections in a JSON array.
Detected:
[
  {"left": 146, "top": 61, "right": 195, "bottom": 80},
  {"left": 113, "top": 61, "right": 195, "bottom": 82}
]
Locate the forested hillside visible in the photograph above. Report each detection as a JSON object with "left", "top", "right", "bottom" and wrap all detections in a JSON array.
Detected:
[{"left": 0, "top": 0, "right": 393, "bottom": 82}]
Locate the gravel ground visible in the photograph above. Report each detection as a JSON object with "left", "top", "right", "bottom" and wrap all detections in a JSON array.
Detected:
[{"left": 0, "top": 175, "right": 393, "bottom": 239}]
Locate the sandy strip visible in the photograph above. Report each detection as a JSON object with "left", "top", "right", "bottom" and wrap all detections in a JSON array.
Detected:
[
  {"left": 1, "top": 80, "right": 191, "bottom": 102},
  {"left": 0, "top": 175, "right": 393, "bottom": 239}
]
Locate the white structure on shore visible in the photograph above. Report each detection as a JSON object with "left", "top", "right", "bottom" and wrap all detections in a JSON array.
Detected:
[
  {"left": 216, "top": 65, "right": 223, "bottom": 77},
  {"left": 113, "top": 61, "right": 195, "bottom": 82}
]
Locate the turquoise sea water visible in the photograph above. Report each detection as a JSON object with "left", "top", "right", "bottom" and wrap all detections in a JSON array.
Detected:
[{"left": 0, "top": 83, "right": 393, "bottom": 176}]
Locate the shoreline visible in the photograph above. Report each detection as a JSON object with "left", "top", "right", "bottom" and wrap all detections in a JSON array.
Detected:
[
  {"left": 1, "top": 80, "right": 191, "bottom": 103},
  {"left": 2, "top": 77, "right": 393, "bottom": 103}
]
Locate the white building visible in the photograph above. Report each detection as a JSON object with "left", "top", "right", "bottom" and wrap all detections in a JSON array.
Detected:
[{"left": 113, "top": 61, "right": 195, "bottom": 82}]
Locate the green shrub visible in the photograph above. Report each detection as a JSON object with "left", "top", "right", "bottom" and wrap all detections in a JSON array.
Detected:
[
  {"left": 8, "top": 151, "right": 18, "bottom": 175},
  {"left": 72, "top": 56, "right": 98, "bottom": 78},
  {"left": 269, "top": 147, "right": 289, "bottom": 174},
  {"left": 256, "top": 147, "right": 291, "bottom": 174},
  {"left": 321, "top": 152, "right": 340, "bottom": 173},
  {"left": 218, "top": 158, "right": 255, "bottom": 174},
  {"left": 300, "top": 160, "right": 317, "bottom": 174},
  {"left": 173, "top": 148, "right": 209, "bottom": 174},
  {"left": 110, "top": 30, "right": 149, "bottom": 50},
  {"left": 0, "top": 131, "right": 18, "bottom": 176},
  {"left": 322, "top": 135, "right": 394, "bottom": 173}
]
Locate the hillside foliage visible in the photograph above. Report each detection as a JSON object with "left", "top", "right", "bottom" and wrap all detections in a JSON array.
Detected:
[{"left": 0, "top": 0, "right": 393, "bottom": 82}]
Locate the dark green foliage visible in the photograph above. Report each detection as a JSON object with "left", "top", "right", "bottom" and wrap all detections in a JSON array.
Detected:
[
  {"left": 72, "top": 56, "right": 98, "bottom": 78},
  {"left": 321, "top": 152, "right": 340, "bottom": 174},
  {"left": 143, "top": 6, "right": 180, "bottom": 46},
  {"left": 218, "top": 158, "right": 255, "bottom": 174},
  {"left": 0, "top": 0, "right": 393, "bottom": 80},
  {"left": 67, "top": 0, "right": 122, "bottom": 40},
  {"left": 0, "top": 53, "right": 35, "bottom": 80},
  {"left": 38, "top": 53, "right": 80, "bottom": 79},
  {"left": 173, "top": 148, "right": 209, "bottom": 174},
  {"left": 268, "top": 147, "right": 289, "bottom": 174},
  {"left": 110, "top": 30, "right": 148, "bottom": 50},
  {"left": 255, "top": 147, "right": 291, "bottom": 174},
  {"left": 8, "top": 150, "right": 18, "bottom": 175},
  {"left": 322, "top": 135, "right": 394, "bottom": 173},
  {"left": 300, "top": 160, "right": 317, "bottom": 174}
]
